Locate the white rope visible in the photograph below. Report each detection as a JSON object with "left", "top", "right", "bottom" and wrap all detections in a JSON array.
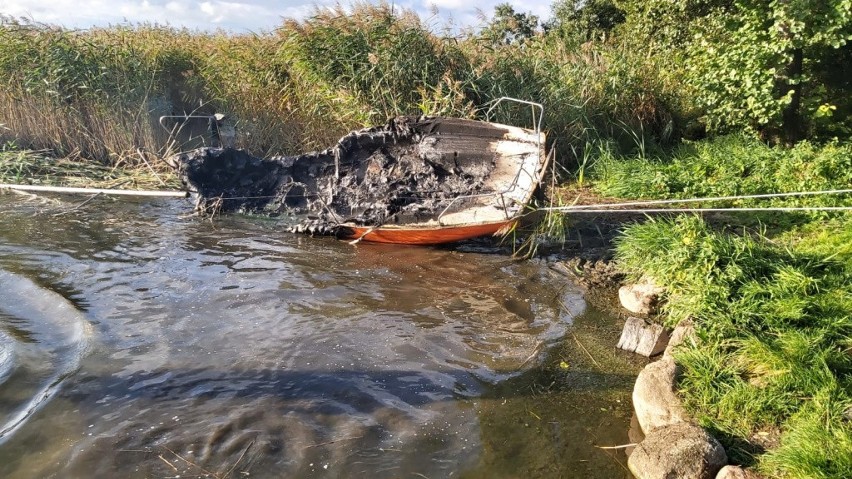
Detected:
[
  {"left": 536, "top": 188, "right": 852, "bottom": 214},
  {"left": 0, "top": 183, "right": 188, "bottom": 197},
  {"left": 541, "top": 206, "right": 852, "bottom": 213},
  {"left": 556, "top": 188, "right": 852, "bottom": 210}
]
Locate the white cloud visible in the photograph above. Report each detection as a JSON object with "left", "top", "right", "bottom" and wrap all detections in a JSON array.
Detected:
[
  {"left": 426, "top": 0, "right": 467, "bottom": 9},
  {"left": 164, "top": 2, "right": 186, "bottom": 14}
]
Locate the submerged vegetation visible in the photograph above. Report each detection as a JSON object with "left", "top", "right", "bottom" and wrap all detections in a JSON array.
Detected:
[{"left": 0, "top": 1, "right": 850, "bottom": 477}]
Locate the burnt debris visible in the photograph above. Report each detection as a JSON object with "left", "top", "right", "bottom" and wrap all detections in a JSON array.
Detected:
[{"left": 169, "top": 116, "right": 511, "bottom": 236}]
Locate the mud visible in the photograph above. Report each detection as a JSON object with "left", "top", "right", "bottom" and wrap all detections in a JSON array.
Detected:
[
  {"left": 539, "top": 213, "right": 639, "bottom": 317},
  {"left": 169, "top": 117, "right": 512, "bottom": 236}
]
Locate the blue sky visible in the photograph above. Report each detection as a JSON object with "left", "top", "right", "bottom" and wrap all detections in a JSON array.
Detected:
[{"left": 1, "top": 1, "right": 552, "bottom": 33}]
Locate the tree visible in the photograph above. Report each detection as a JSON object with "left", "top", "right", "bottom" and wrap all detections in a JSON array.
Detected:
[
  {"left": 684, "top": 0, "right": 852, "bottom": 143},
  {"left": 548, "top": 0, "right": 626, "bottom": 42},
  {"left": 481, "top": 3, "right": 540, "bottom": 46}
]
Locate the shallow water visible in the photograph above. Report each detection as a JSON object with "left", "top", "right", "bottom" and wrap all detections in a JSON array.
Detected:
[{"left": 0, "top": 193, "right": 641, "bottom": 478}]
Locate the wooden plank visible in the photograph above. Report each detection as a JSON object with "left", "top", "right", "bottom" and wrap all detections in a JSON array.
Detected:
[{"left": 0, "top": 184, "right": 188, "bottom": 197}]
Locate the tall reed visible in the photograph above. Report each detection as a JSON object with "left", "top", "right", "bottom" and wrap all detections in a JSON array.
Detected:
[{"left": 0, "top": 3, "right": 689, "bottom": 172}]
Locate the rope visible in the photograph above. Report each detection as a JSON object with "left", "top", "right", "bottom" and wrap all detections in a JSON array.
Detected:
[
  {"left": 540, "top": 206, "right": 852, "bottom": 213},
  {"left": 553, "top": 188, "right": 852, "bottom": 210},
  {"left": 348, "top": 227, "right": 375, "bottom": 245},
  {"left": 538, "top": 188, "right": 852, "bottom": 214},
  {"left": 194, "top": 189, "right": 498, "bottom": 201}
]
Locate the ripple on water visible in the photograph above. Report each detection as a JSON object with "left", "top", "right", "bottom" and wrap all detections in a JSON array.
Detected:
[
  {"left": 0, "top": 268, "right": 92, "bottom": 443},
  {"left": 0, "top": 331, "right": 14, "bottom": 386}
]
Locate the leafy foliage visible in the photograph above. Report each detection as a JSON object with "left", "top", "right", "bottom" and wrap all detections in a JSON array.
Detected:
[
  {"left": 548, "top": 0, "right": 626, "bottom": 41},
  {"left": 681, "top": 0, "right": 852, "bottom": 142},
  {"left": 480, "top": 3, "right": 541, "bottom": 45}
]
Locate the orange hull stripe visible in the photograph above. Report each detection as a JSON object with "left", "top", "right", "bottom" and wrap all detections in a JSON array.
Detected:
[{"left": 343, "top": 221, "right": 515, "bottom": 245}]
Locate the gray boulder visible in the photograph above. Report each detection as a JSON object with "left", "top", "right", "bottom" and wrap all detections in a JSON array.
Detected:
[
  {"left": 633, "top": 357, "right": 688, "bottom": 433},
  {"left": 664, "top": 319, "right": 697, "bottom": 359},
  {"left": 618, "top": 278, "right": 664, "bottom": 315},
  {"left": 618, "top": 316, "right": 669, "bottom": 357},
  {"left": 716, "top": 465, "right": 764, "bottom": 479},
  {"left": 628, "top": 422, "right": 727, "bottom": 479}
]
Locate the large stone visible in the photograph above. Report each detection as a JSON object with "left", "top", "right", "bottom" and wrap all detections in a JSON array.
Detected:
[
  {"left": 716, "top": 465, "right": 764, "bottom": 479},
  {"left": 633, "top": 357, "right": 688, "bottom": 433},
  {"left": 628, "top": 422, "right": 727, "bottom": 479},
  {"left": 618, "top": 279, "right": 664, "bottom": 315},
  {"left": 664, "top": 319, "right": 697, "bottom": 359},
  {"left": 618, "top": 316, "right": 669, "bottom": 357}
]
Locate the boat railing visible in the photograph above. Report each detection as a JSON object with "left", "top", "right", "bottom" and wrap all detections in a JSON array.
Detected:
[{"left": 485, "top": 97, "right": 544, "bottom": 153}]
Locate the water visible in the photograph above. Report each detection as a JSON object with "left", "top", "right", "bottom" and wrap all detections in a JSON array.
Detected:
[{"left": 0, "top": 193, "right": 641, "bottom": 478}]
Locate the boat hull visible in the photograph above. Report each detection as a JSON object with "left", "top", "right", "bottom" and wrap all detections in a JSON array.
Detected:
[{"left": 341, "top": 221, "right": 516, "bottom": 245}]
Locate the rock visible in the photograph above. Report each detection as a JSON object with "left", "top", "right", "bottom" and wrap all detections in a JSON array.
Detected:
[
  {"left": 633, "top": 357, "right": 689, "bottom": 433},
  {"left": 716, "top": 465, "right": 764, "bottom": 479},
  {"left": 664, "top": 319, "right": 697, "bottom": 359},
  {"left": 628, "top": 422, "right": 727, "bottom": 479},
  {"left": 619, "top": 278, "right": 664, "bottom": 315},
  {"left": 618, "top": 316, "right": 669, "bottom": 357}
]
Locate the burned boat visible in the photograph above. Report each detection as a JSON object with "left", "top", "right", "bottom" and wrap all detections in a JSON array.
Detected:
[{"left": 170, "top": 114, "right": 547, "bottom": 245}]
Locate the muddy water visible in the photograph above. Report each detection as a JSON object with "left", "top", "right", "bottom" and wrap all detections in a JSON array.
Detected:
[{"left": 0, "top": 194, "right": 642, "bottom": 478}]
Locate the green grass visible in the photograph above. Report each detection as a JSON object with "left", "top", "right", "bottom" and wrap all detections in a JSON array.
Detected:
[
  {"left": 593, "top": 131, "right": 852, "bottom": 477},
  {"left": 594, "top": 134, "right": 852, "bottom": 207},
  {"left": 612, "top": 214, "right": 851, "bottom": 477}
]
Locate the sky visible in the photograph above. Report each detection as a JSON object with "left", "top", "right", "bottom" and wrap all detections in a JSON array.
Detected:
[{"left": 0, "top": 1, "right": 552, "bottom": 34}]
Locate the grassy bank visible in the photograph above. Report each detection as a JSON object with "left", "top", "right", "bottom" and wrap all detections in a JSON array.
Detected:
[{"left": 591, "top": 137, "right": 852, "bottom": 478}]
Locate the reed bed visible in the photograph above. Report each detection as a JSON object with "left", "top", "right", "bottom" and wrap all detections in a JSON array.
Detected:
[
  {"left": 0, "top": 3, "right": 685, "bottom": 177},
  {"left": 0, "top": 148, "right": 179, "bottom": 189}
]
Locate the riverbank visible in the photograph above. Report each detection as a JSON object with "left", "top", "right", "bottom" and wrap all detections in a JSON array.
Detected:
[{"left": 577, "top": 136, "right": 852, "bottom": 479}]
